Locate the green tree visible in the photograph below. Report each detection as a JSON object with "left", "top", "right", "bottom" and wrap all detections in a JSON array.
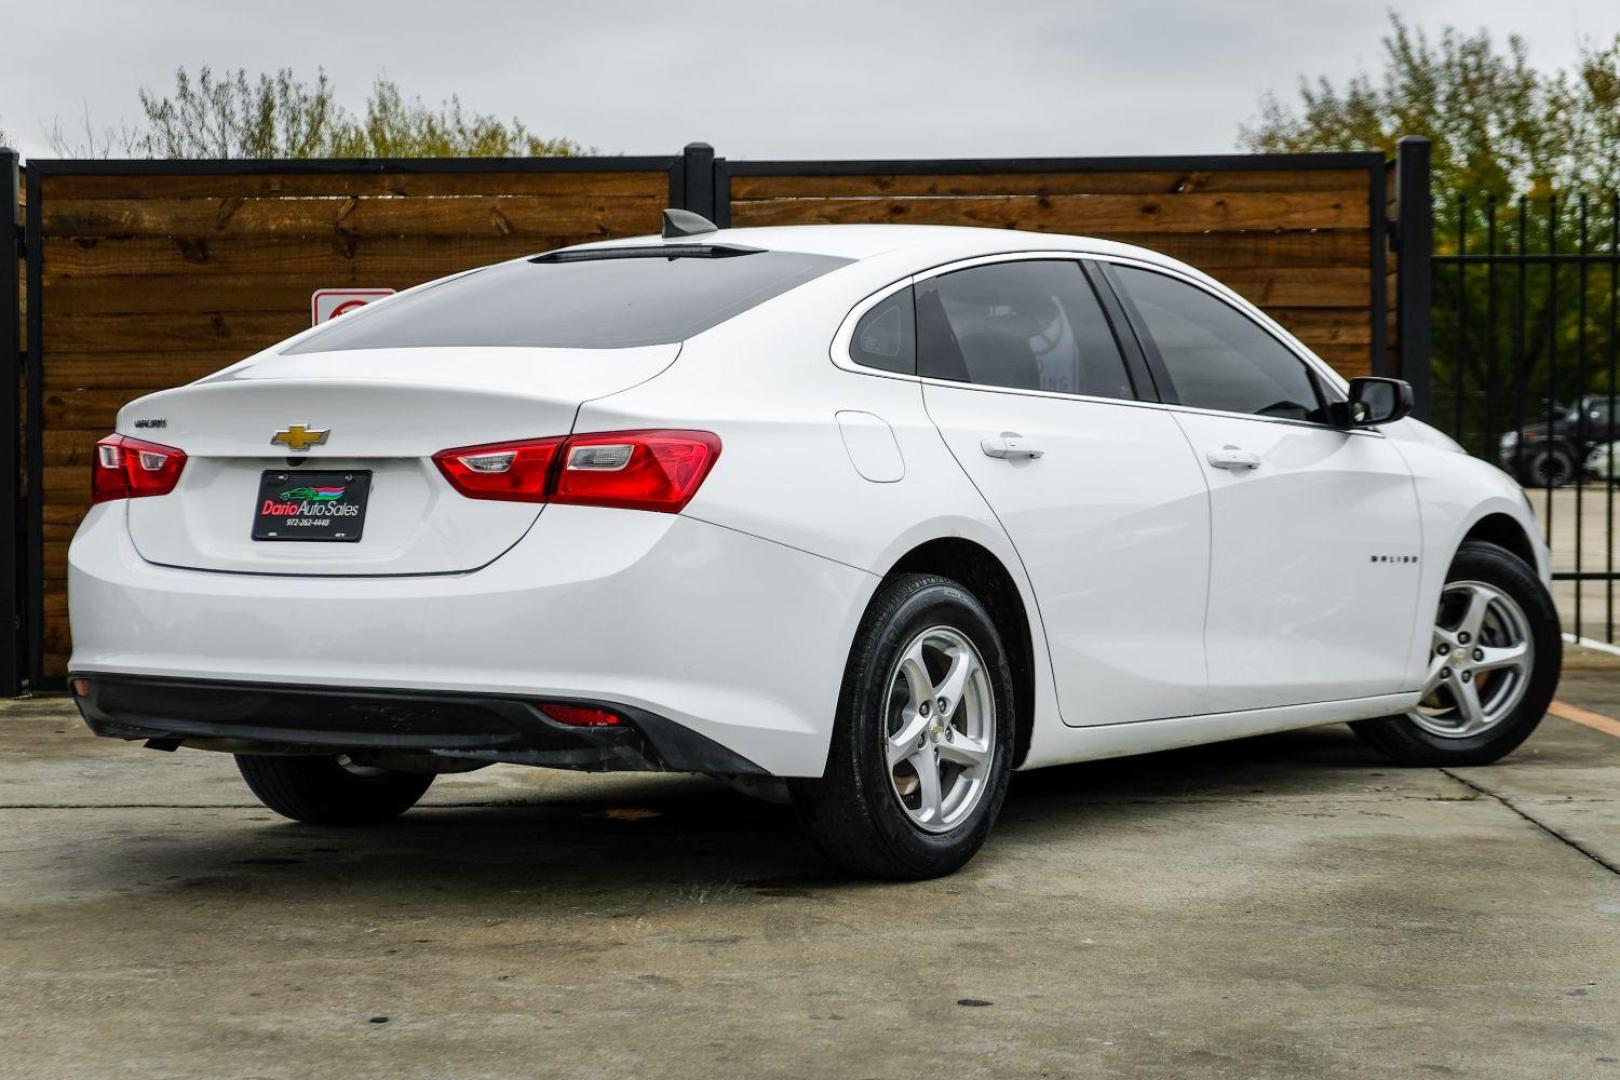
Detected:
[
  {"left": 1240, "top": 14, "right": 1620, "bottom": 201},
  {"left": 328, "top": 79, "right": 581, "bottom": 158},
  {"left": 137, "top": 68, "right": 345, "bottom": 158},
  {"left": 1242, "top": 13, "right": 1620, "bottom": 457},
  {"left": 133, "top": 66, "right": 581, "bottom": 159}
]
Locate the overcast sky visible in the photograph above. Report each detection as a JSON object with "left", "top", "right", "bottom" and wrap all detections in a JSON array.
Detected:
[{"left": 2, "top": 0, "right": 1616, "bottom": 162}]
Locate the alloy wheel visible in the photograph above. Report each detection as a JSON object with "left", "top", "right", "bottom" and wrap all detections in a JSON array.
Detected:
[
  {"left": 1408, "top": 580, "right": 1535, "bottom": 739},
  {"left": 883, "top": 626, "right": 997, "bottom": 833}
]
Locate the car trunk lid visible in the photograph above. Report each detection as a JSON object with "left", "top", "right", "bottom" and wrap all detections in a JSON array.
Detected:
[{"left": 121, "top": 345, "right": 678, "bottom": 575}]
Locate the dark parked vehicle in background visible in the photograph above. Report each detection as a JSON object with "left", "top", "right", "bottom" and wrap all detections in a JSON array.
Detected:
[{"left": 1499, "top": 397, "right": 1620, "bottom": 487}]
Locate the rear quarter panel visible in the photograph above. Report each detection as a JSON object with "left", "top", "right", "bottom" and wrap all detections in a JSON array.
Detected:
[{"left": 572, "top": 264, "right": 1067, "bottom": 768}]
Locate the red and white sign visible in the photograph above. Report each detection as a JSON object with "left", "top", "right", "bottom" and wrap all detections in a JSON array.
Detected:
[{"left": 311, "top": 288, "right": 395, "bottom": 326}]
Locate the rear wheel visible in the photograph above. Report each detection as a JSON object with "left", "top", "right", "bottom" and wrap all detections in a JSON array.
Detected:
[
  {"left": 790, "top": 574, "right": 1015, "bottom": 879},
  {"left": 1352, "top": 540, "right": 1560, "bottom": 766},
  {"left": 236, "top": 754, "right": 434, "bottom": 825}
]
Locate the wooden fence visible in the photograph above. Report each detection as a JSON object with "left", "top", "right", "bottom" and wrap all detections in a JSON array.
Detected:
[
  {"left": 3, "top": 142, "right": 1426, "bottom": 689},
  {"left": 720, "top": 153, "right": 1389, "bottom": 381}
]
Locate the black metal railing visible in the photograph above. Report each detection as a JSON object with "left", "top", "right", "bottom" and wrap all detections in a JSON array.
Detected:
[{"left": 1431, "top": 193, "right": 1620, "bottom": 644}]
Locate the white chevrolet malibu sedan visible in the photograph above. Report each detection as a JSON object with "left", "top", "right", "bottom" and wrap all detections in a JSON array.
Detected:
[{"left": 68, "top": 213, "right": 1561, "bottom": 878}]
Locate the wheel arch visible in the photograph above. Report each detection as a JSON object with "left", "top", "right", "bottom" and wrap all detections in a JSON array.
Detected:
[
  {"left": 1461, "top": 512, "right": 1538, "bottom": 570},
  {"left": 885, "top": 537, "right": 1036, "bottom": 768}
]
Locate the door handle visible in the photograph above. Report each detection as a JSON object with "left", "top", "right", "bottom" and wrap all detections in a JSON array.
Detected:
[
  {"left": 1206, "top": 445, "right": 1261, "bottom": 470},
  {"left": 981, "top": 432, "right": 1044, "bottom": 460}
]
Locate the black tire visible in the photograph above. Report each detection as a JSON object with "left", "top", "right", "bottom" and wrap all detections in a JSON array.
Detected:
[
  {"left": 1518, "top": 445, "right": 1576, "bottom": 488},
  {"left": 789, "top": 573, "right": 1016, "bottom": 880},
  {"left": 1351, "top": 540, "right": 1561, "bottom": 766},
  {"left": 235, "top": 754, "right": 434, "bottom": 825}
]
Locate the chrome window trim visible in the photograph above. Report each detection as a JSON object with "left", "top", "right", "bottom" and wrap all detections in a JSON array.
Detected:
[{"left": 829, "top": 250, "right": 1381, "bottom": 437}]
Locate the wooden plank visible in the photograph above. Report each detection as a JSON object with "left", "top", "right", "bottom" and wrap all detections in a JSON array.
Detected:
[
  {"left": 1033, "top": 231, "right": 1373, "bottom": 269},
  {"left": 43, "top": 274, "right": 398, "bottom": 315},
  {"left": 41, "top": 504, "right": 90, "bottom": 526},
  {"left": 42, "top": 195, "right": 665, "bottom": 241},
  {"left": 730, "top": 169, "right": 1372, "bottom": 200},
  {"left": 45, "top": 352, "right": 245, "bottom": 391},
  {"left": 1215, "top": 267, "right": 1370, "bottom": 308},
  {"left": 1048, "top": 230, "right": 1373, "bottom": 270},
  {"left": 40, "top": 236, "right": 561, "bottom": 279},
  {"left": 43, "top": 170, "right": 668, "bottom": 200},
  {"left": 727, "top": 191, "right": 1368, "bottom": 232},
  {"left": 43, "top": 464, "right": 92, "bottom": 505},
  {"left": 44, "top": 311, "right": 310, "bottom": 354},
  {"left": 43, "top": 252, "right": 1369, "bottom": 320},
  {"left": 44, "top": 503, "right": 90, "bottom": 526},
  {"left": 1266, "top": 308, "right": 1374, "bottom": 345},
  {"left": 40, "top": 229, "right": 1378, "bottom": 284},
  {"left": 41, "top": 389, "right": 147, "bottom": 431},
  {"left": 1308, "top": 344, "right": 1374, "bottom": 378},
  {"left": 44, "top": 430, "right": 101, "bottom": 466}
]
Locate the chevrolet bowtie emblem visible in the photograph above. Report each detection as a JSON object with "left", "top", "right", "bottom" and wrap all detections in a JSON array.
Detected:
[{"left": 271, "top": 425, "right": 330, "bottom": 452}]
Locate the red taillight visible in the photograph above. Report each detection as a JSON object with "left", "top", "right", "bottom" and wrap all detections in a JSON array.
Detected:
[
  {"left": 431, "top": 436, "right": 563, "bottom": 503},
  {"left": 553, "top": 430, "right": 722, "bottom": 513},
  {"left": 433, "top": 429, "right": 720, "bottom": 513},
  {"left": 92, "top": 434, "right": 187, "bottom": 504},
  {"left": 539, "top": 703, "right": 622, "bottom": 727}
]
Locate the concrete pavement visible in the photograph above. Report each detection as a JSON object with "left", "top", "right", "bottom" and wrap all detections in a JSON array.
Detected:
[{"left": 2, "top": 659, "right": 1618, "bottom": 1079}]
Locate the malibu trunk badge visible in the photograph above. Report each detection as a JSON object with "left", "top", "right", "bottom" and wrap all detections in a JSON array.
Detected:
[{"left": 271, "top": 425, "right": 330, "bottom": 452}]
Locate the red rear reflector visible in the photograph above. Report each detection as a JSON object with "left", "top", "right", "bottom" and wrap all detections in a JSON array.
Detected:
[
  {"left": 431, "top": 436, "right": 563, "bottom": 503},
  {"left": 91, "top": 434, "right": 187, "bottom": 504},
  {"left": 433, "top": 430, "right": 720, "bottom": 513},
  {"left": 539, "top": 703, "right": 622, "bottom": 727}
]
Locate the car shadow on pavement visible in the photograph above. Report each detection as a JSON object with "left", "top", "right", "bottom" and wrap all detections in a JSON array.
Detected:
[{"left": 69, "top": 724, "right": 1399, "bottom": 903}]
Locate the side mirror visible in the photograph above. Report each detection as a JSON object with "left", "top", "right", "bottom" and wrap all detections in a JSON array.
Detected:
[{"left": 1333, "top": 377, "right": 1414, "bottom": 428}]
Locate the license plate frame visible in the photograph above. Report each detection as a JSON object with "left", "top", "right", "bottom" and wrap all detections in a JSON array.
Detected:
[{"left": 251, "top": 470, "right": 371, "bottom": 542}]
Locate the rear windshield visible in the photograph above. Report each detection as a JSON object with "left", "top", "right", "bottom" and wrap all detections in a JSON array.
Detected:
[{"left": 285, "top": 249, "right": 852, "bottom": 353}]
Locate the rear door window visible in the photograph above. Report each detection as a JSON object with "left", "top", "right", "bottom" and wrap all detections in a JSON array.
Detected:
[
  {"left": 915, "top": 260, "right": 1135, "bottom": 400},
  {"left": 286, "top": 248, "right": 852, "bottom": 353}
]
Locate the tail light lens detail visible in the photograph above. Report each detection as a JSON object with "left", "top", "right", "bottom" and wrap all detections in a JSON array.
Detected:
[
  {"left": 434, "top": 430, "right": 720, "bottom": 513},
  {"left": 91, "top": 434, "right": 187, "bottom": 504},
  {"left": 553, "top": 430, "right": 721, "bottom": 513},
  {"left": 431, "top": 436, "right": 563, "bottom": 503}
]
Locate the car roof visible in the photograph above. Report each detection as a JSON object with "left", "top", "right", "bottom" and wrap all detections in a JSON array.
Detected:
[{"left": 565, "top": 223, "right": 1187, "bottom": 270}]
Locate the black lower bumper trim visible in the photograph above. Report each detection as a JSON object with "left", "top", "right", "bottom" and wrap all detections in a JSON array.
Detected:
[{"left": 70, "top": 673, "right": 766, "bottom": 776}]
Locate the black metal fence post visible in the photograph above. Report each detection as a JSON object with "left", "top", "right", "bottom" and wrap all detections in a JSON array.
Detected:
[
  {"left": 0, "top": 149, "right": 20, "bottom": 695},
  {"left": 24, "top": 163, "right": 41, "bottom": 689},
  {"left": 678, "top": 142, "right": 719, "bottom": 223},
  {"left": 711, "top": 155, "right": 731, "bottom": 229},
  {"left": 1394, "top": 136, "right": 1433, "bottom": 421}
]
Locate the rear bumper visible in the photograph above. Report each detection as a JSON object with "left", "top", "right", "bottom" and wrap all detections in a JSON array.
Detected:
[
  {"left": 68, "top": 502, "right": 876, "bottom": 777},
  {"left": 71, "top": 673, "right": 767, "bottom": 774}
]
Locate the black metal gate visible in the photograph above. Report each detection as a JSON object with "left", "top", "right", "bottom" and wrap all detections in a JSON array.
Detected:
[{"left": 1430, "top": 188, "right": 1620, "bottom": 645}]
